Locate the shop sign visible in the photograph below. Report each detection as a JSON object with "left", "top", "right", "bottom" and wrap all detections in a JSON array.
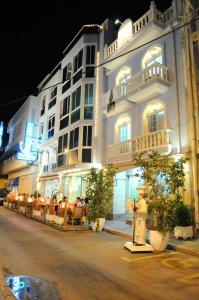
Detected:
[{"left": 16, "top": 122, "right": 38, "bottom": 161}]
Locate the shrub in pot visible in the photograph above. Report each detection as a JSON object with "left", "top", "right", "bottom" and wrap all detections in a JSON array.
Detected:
[
  {"left": 174, "top": 203, "right": 193, "bottom": 239},
  {"left": 135, "top": 151, "right": 188, "bottom": 251},
  {"left": 86, "top": 165, "right": 116, "bottom": 232}
]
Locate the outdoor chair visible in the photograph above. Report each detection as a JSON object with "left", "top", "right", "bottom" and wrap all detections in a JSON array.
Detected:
[{"left": 70, "top": 206, "right": 83, "bottom": 225}]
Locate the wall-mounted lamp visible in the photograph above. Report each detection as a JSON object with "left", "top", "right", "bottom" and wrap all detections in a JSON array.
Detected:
[{"left": 115, "top": 19, "right": 122, "bottom": 25}]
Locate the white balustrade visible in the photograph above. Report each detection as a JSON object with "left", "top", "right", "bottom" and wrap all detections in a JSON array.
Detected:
[
  {"left": 104, "top": 2, "right": 175, "bottom": 59},
  {"left": 108, "top": 129, "right": 171, "bottom": 162},
  {"left": 122, "top": 63, "right": 169, "bottom": 97}
]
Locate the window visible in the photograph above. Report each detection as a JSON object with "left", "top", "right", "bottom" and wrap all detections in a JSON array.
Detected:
[
  {"left": 84, "top": 84, "right": 93, "bottom": 120},
  {"left": 40, "top": 96, "right": 46, "bottom": 116},
  {"left": 83, "top": 126, "right": 92, "bottom": 146},
  {"left": 86, "top": 45, "right": 95, "bottom": 65},
  {"left": 119, "top": 125, "right": 127, "bottom": 141},
  {"left": 57, "top": 154, "right": 66, "bottom": 167},
  {"left": 71, "top": 109, "right": 80, "bottom": 124},
  {"left": 58, "top": 133, "right": 68, "bottom": 154},
  {"left": 116, "top": 67, "right": 131, "bottom": 96},
  {"left": 85, "top": 84, "right": 93, "bottom": 105},
  {"left": 82, "top": 149, "right": 91, "bottom": 162},
  {"left": 120, "top": 74, "right": 131, "bottom": 96},
  {"left": 148, "top": 111, "right": 164, "bottom": 133},
  {"left": 62, "top": 80, "right": 71, "bottom": 93},
  {"left": 50, "top": 87, "right": 57, "bottom": 99},
  {"left": 60, "top": 96, "right": 70, "bottom": 118},
  {"left": 62, "top": 63, "right": 72, "bottom": 83},
  {"left": 69, "top": 127, "right": 79, "bottom": 149},
  {"left": 84, "top": 107, "right": 93, "bottom": 119},
  {"left": 85, "top": 46, "right": 95, "bottom": 78},
  {"left": 48, "top": 87, "right": 57, "bottom": 109},
  {"left": 72, "top": 86, "right": 81, "bottom": 111},
  {"left": 118, "top": 123, "right": 130, "bottom": 142},
  {"left": 74, "top": 49, "right": 83, "bottom": 73},
  {"left": 142, "top": 46, "right": 163, "bottom": 69},
  {"left": 60, "top": 116, "right": 69, "bottom": 130},
  {"left": 82, "top": 126, "right": 92, "bottom": 163},
  {"left": 62, "top": 63, "right": 72, "bottom": 93},
  {"left": 47, "top": 114, "right": 55, "bottom": 139}
]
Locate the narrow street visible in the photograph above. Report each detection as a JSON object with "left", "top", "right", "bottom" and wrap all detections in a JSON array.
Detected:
[{"left": 0, "top": 208, "right": 199, "bottom": 300}]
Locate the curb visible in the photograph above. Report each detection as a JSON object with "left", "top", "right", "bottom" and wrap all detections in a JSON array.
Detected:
[{"left": 104, "top": 227, "right": 199, "bottom": 257}]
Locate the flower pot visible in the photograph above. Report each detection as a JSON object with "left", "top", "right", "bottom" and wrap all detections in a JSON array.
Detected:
[
  {"left": 19, "top": 207, "right": 26, "bottom": 214},
  {"left": 174, "top": 226, "right": 193, "bottom": 239},
  {"left": 33, "top": 210, "right": 41, "bottom": 217},
  {"left": 46, "top": 214, "right": 55, "bottom": 222},
  {"left": 149, "top": 230, "right": 169, "bottom": 251},
  {"left": 91, "top": 218, "right": 105, "bottom": 232},
  {"left": 55, "top": 216, "right": 64, "bottom": 225}
]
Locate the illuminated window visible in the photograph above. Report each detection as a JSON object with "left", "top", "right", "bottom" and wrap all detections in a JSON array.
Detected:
[
  {"left": 119, "top": 123, "right": 130, "bottom": 141},
  {"left": 116, "top": 66, "right": 131, "bottom": 96},
  {"left": 120, "top": 74, "right": 131, "bottom": 95},
  {"left": 142, "top": 46, "right": 162, "bottom": 69},
  {"left": 148, "top": 111, "right": 164, "bottom": 133}
]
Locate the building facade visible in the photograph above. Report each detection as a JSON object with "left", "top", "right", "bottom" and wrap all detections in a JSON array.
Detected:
[
  {"left": 2, "top": 96, "right": 39, "bottom": 194},
  {"left": 1, "top": 0, "right": 199, "bottom": 227},
  {"left": 98, "top": 0, "right": 199, "bottom": 226},
  {"left": 36, "top": 26, "right": 102, "bottom": 201}
]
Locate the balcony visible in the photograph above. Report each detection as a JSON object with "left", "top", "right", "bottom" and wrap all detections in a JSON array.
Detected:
[
  {"left": 103, "top": 64, "right": 170, "bottom": 115},
  {"left": 107, "top": 129, "right": 172, "bottom": 164},
  {"left": 121, "top": 63, "right": 170, "bottom": 103},
  {"left": 104, "top": 2, "right": 176, "bottom": 60}
]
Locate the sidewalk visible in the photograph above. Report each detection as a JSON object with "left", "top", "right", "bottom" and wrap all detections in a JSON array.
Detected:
[{"left": 104, "top": 220, "right": 199, "bottom": 257}]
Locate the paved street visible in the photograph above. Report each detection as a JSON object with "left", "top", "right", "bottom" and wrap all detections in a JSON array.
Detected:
[{"left": 0, "top": 208, "right": 199, "bottom": 300}]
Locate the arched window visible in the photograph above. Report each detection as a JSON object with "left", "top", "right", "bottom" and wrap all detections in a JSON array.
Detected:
[
  {"left": 142, "top": 101, "right": 165, "bottom": 134},
  {"left": 116, "top": 66, "right": 131, "bottom": 96},
  {"left": 142, "top": 46, "right": 162, "bottom": 69},
  {"left": 115, "top": 115, "right": 131, "bottom": 142}
]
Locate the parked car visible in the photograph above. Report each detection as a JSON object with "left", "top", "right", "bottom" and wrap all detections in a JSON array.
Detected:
[{"left": 0, "top": 188, "right": 6, "bottom": 206}]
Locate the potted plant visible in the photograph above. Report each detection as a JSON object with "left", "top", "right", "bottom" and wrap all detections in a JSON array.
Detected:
[
  {"left": 135, "top": 151, "right": 187, "bottom": 251},
  {"left": 86, "top": 165, "right": 116, "bottom": 232},
  {"left": 174, "top": 203, "right": 193, "bottom": 239},
  {"left": 33, "top": 193, "right": 42, "bottom": 217}
]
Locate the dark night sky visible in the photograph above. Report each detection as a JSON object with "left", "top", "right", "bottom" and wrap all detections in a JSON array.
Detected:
[{"left": 0, "top": 0, "right": 171, "bottom": 123}]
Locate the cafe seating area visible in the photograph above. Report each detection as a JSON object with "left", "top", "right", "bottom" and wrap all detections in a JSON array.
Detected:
[{"left": 3, "top": 191, "right": 89, "bottom": 231}]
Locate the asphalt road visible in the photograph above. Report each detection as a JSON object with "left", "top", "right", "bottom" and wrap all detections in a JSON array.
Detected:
[{"left": 0, "top": 208, "right": 199, "bottom": 300}]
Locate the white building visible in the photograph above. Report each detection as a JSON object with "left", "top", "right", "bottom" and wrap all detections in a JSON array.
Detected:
[
  {"left": 98, "top": 0, "right": 199, "bottom": 225},
  {"left": 2, "top": 95, "right": 39, "bottom": 194},
  {"left": 36, "top": 26, "right": 102, "bottom": 201}
]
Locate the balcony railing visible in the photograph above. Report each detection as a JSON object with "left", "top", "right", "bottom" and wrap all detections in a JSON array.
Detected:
[
  {"left": 103, "top": 63, "right": 169, "bottom": 112},
  {"left": 104, "top": 1, "right": 176, "bottom": 59},
  {"left": 108, "top": 129, "right": 171, "bottom": 163},
  {"left": 118, "top": 63, "right": 169, "bottom": 97}
]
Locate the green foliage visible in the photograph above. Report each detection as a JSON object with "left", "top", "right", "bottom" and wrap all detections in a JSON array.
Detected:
[
  {"left": 86, "top": 165, "right": 116, "bottom": 225},
  {"left": 134, "top": 151, "right": 188, "bottom": 233},
  {"left": 175, "top": 203, "right": 192, "bottom": 227}
]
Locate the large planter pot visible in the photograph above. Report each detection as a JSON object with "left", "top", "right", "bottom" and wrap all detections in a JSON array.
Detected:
[
  {"left": 46, "top": 214, "right": 55, "bottom": 222},
  {"left": 33, "top": 210, "right": 41, "bottom": 217},
  {"left": 19, "top": 207, "right": 26, "bottom": 214},
  {"left": 55, "top": 216, "right": 64, "bottom": 225},
  {"left": 91, "top": 218, "right": 105, "bottom": 232},
  {"left": 149, "top": 230, "right": 169, "bottom": 251},
  {"left": 174, "top": 226, "right": 193, "bottom": 239}
]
